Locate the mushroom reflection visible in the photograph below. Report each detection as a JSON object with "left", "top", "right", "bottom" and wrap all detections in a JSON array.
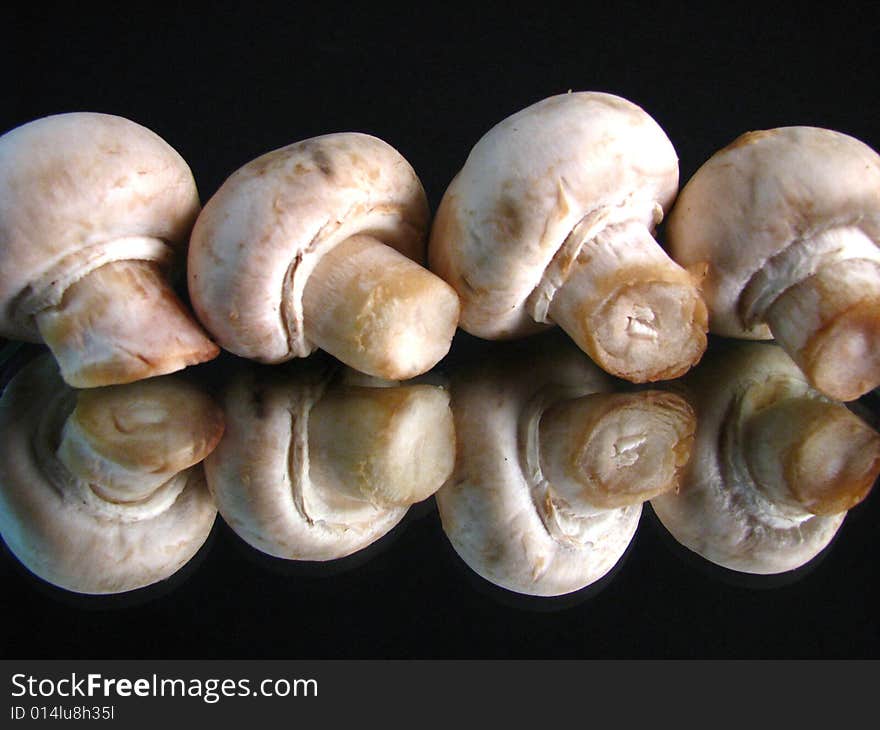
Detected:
[
  {"left": 650, "top": 341, "right": 880, "bottom": 575},
  {"left": 436, "top": 333, "right": 696, "bottom": 597},
  {"left": 0, "top": 354, "right": 223, "bottom": 594},
  {"left": 205, "top": 359, "right": 455, "bottom": 561}
]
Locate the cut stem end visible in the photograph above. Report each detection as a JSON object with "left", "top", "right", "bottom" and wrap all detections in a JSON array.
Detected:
[
  {"left": 547, "top": 223, "right": 707, "bottom": 383},
  {"left": 302, "top": 235, "right": 460, "bottom": 380},
  {"left": 538, "top": 390, "right": 696, "bottom": 511}
]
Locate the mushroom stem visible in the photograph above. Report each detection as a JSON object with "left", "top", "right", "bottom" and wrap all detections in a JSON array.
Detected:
[
  {"left": 306, "top": 384, "right": 455, "bottom": 508},
  {"left": 302, "top": 235, "right": 460, "bottom": 380},
  {"left": 56, "top": 377, "right": 225, "bottom": 503},
  {"left": 538, "top": 390, "right": 695, "bottom": 512},
  {"left": 764, "top": 256, "right": 880, "bottom": 401},
  {"left": 547, "top": 221, "right": 707, "bottom": 382},
  {"left": 743, "top": 396, "right": 880, "bottom": 515},
  {"left": 34, "top": 258, "right": 219, "bottom": 388}
]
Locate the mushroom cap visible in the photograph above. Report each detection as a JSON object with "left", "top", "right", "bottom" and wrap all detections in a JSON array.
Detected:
[
  {"left": 0, "top": 355, "right": 218, "bottom": 594},
  {"left": 428, "top": 91, "right": 679, "bottom": 339},
  {"left": 435, "top": 335, "right": 641, "bottom": 596},
  {"left": 666, "top": 126, "right": 880, "bottom": 338},
  {"left": 650, "top": 342, "right": 848, "bottom": 574},
  {"left": 187, "top": 133, "right": 430, "bottom": 362},
  {"left": 0, "top": 112, "right": 201, "bottom": 341},
  {"left": 204, "top": 363, "right": 409, "bottom": 561}
]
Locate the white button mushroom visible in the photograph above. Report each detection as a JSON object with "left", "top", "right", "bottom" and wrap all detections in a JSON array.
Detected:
[
  {"left": 204, "top": 361, "right": 456, "bottom": 561},
  {"left": 435, "top": 334, "right": 696, "bottom": 597},
  {"left": 666, "top": 126, "right": 880, "bottom": 401},
  {"left": 650, "top": 341, "right": 880, "bottom": 575},
  {"left": 0, "top": 355, "right": 224, "bottom": 594},
  {"left": 187, "top": 133, "right": 461, "bottom": 381},
  {"left": 0, "top": 113, "right": 220, "bottom": 387},
  {"left": 428, "top": 91, "right": 708, "bottom": 383}
]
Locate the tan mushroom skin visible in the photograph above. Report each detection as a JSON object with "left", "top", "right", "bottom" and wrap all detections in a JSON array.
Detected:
[
  {"left": 0, "top": 355, "right": 223, "bottom": 594},
  {"left": 436, "top": 336, "right": 696, "bottom": 596},
  {"left": 667, "top": 126, "right": 880, "bottom": 401},
  {"left": 429, "top": 91, "right": 708, "bottom": 383},
  {"left": 650, "top": 342, "right": 880, "bottom": 575},
  {"left": 188, "top": 133, "right": 460, "bottom": 380},
  {"left": 204, "top": 362, "right": 456, "bottom": 561},
  {"left": 0, "top": 112, "right": 219, "bottom": 387}
]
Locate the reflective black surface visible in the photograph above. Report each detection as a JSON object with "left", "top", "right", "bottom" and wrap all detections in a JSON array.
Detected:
[
  {"left": 2, "top": 330, "right": 878, "bottom": 658},
  {"left": 4, "top": 4, "right": 879, "bottom": 658}
]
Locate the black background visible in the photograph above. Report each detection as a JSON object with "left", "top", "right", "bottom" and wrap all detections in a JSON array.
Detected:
[{"left": 2, "top": 2, "right": 879, "bottom": 659}]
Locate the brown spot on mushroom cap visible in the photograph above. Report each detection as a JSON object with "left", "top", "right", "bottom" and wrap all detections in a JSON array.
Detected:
[
  {"left": 490, "top": 194, "right": 526, "bottom": 240},
  {"left": 311, "top": 147, "right": 335, "bottom": 178}
]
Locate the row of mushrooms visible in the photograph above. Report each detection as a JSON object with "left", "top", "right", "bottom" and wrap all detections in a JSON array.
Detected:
[
  {"left": 1, "top": 91, "right": 879, "bottom": 596},
  {"left": 1, "top": 334, "right": 878, "bottom": 596},
  {"left": 3, "top": 92, "right": 879, "bottom": 398}
]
